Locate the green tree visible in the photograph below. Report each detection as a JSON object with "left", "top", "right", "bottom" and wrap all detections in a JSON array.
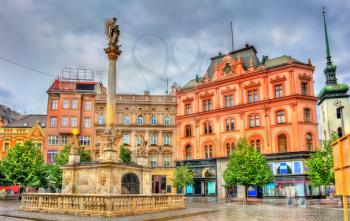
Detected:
[
  {"left": 47, "top": 145, "right": 92, "bottom": 190},
  {"left": 119, "top": 145, "right": 131, "bottom": 163},
  {"left": 307, "top": 132, "right": 337, "bottom": 187},
  {"left": 173, "top": 165, "right": 194, "bottom": 194},
  {"left": 1, "top": 141, "right": 47, "bottom": 188},
  {"left": 223, "top": 138, "right": 274, "bottom": 198}
]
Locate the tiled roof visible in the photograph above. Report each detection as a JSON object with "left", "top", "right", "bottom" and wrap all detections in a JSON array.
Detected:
[
  {"left": 264, "top": 55, "right": 306, "bottom": 69},
  {"left": 5, "top": 114, "right": 46, "bottom": 128}
]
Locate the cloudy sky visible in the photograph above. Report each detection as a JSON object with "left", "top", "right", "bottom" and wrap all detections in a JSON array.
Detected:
[{"left": 0, "top": 0, "right": 349, "bottom": 114}]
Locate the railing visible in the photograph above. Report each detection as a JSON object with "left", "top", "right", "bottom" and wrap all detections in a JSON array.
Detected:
[{"left": 21, "top": 193, "right": 185, "bottom": 216}]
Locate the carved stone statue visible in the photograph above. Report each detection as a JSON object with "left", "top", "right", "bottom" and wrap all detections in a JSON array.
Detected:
[{"left": 104, "top": 17, "right": 120, "bottom": 48}]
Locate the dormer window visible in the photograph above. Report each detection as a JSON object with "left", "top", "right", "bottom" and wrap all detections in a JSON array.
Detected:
[{"left": 224, "top": 63, "right": 231, "bottom": 74}]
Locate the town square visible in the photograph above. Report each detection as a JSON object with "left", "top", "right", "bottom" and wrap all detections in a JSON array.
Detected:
[{"left": 0, "top": 0, "right": 349, "bottom": 220}]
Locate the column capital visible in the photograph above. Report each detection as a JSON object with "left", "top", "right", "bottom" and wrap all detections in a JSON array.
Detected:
[{"left": 104, "top": 46, "right": 122, "bottom": 60}]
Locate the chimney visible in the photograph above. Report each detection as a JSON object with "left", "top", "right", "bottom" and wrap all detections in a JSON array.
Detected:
[
  {"left": 171, "top": 83, "right": 178, "bottom": 96},
  {"left": 144, "top": 91, "right": 150, "bottom": 96}
]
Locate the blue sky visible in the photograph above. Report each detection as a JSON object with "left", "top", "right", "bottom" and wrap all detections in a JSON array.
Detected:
[{"left": 0, "top": 0, "right": 349, "bottom": 114}]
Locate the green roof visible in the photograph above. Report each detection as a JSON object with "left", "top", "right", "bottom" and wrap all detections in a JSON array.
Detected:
[
  {"left": 318, "top": 84, "right": 349, "bottom": 99},
  {"left": 264, "top": 55, "right": 306, "bottom": 69}
]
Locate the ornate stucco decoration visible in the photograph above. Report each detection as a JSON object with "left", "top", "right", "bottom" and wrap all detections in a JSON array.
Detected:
[
  {"left": 270, "top": 75, "right": 287, "bottom": 83},
  {"left": 199, "top": 90, "right": 214, "bottom": 99},
  {"left": 112, "top": 175, "right": 119, "bottom": 186},
  {"left": 298, "top": 73, "right": 312, "bottom": 81},
  {"left": 182, "top": 96, "right": 194, "bottom": 103},
  {"left": 221, "top": 86, "right": 236, "bottom": 95},
  {"left": 98, "top": 174, "right": 107, "bottom": 186},
  {"left": 244, "top": 80, "right": 261, "bottom": 89}
]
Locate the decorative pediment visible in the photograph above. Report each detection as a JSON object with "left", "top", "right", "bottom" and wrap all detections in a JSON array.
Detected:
[
  {"left": 26, "top": 122, "right": 45, "bottom": 138},
  {"left": 244, "top": 80, "right": 261, "bottom": 89},
  {"left": 270, "top": 75, "right": 287, "bottom": 83},
  {"left": 182, "top": 96, "right": 194, "bottom": 103},
  {"left": 221, "top": 86, "right": 236, "bottom": 94},
  {"left": 199, "top": 90, "right": 214, "bottom": 99},
  {"left": 298, "top": 73, "right": 312, "bottom": 81}
]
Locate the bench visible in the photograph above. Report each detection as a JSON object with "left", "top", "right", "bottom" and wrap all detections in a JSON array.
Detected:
[
  {"left": 318, "top": 199, "right": 340, "bottom": 207},
  {"left": 246, "top": 198, "right": 263, "bottom": 205}
]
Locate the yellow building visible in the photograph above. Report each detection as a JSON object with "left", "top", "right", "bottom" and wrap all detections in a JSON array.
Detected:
[{"left": 0, "top": 115, "right": 46, "bottom": 160}]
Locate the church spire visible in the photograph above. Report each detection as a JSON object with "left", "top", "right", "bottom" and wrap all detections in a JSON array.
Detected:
[{"left": 322, "top": 7, "right": 337, "bottom": 85}]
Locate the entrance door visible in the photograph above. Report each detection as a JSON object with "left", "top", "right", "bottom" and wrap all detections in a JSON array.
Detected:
[{"left": 204, "top": 180, "right": 216, "bottom": 196}]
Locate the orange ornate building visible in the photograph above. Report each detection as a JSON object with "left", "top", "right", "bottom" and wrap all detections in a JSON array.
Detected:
[
  {"left": 176, "top": 45, "right": 320, "bottom": 197},
  {"left": 0, "top": 115, "right": 46, "bottom": 160}
]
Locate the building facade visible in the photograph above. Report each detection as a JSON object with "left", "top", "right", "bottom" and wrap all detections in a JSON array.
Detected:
[
  {"left": 176, "top": 45, "right": 320, "bottom": 197},
  {"left": 45, "top": 74, "right": 102, "bottom": 163},
  {"left": 94, "top": 91, "right": 178, "bottom": 194},
  {"left": 318, "top": 9, "right": 350, "bottom": 140},
  {"left": 0, "top": 115, "right": 46, "bottom": 160}
]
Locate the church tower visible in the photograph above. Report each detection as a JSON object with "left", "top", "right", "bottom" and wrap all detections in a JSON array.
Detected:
[{"left": 318, "top": 7, "right": 350, "bottom": 140}]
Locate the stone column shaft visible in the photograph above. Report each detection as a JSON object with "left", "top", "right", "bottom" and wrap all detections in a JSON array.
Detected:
[{"left": 106, "top": 58, "right": 117, "bottom": 128}]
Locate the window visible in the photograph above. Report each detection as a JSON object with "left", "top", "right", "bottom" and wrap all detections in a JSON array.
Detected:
[
  {"left": 63, "top": 99, "right": 69, "bottom": 109},
  {"left": 61, "top": 135, "right": 68, "bottom": 145},
  {"left": 306, "top": 133, "right": 312, "bottom": 150},
  {"left": 163, "top": 155, "right": 170, "bottom": 167},
  {"left": 71, "top": 99, "right": 78, "bottom": 109},
  {"left": 203, "top": 99, "right": 212, "bottom": 112},
  {"left": 151, "top": 115, "right": 157, "bottom": 125},
  {"left": 186, "top": 145, "right": 192, "bottom": 160},
  {"left": 98, "top": 115, "right": 105, "bottom": 125},
  {"left": 3, "top": 142, "right": 10, "bottom": 151},
  {"left": 276, "top": 111, "right": 285, "bottom": 124},
  {"left": 137, "top": 115, "right": 143, "bottom": 125},
  {"left": 336, "top": 107, "right": 342, "bottom": 119},
  {"left": 275, "top": 85, "right": 283, "bottom": 98},
  {"left": 301, "top": 83, "right": 308, "bottom": 96},
  {"left": 248, "top": 89, "right": 258, "bottom": 103},
  {"left": 51, "top": 100, "right": 58, "bottom": 110},
  {"left": 256, "top": 140, "right": 261, "bottom": 153},
  {"left": 84, "top": 117, "right": 91, "bottom": 128},
  {"left": 79, "top": 136, "right": 91, "bottom": 146},
  {"left": 85, "top": 101, "right": 92, "bottom": 111},
  {"left": 136, "top": 136, "right": 142, "bottom": 146},
  {"left": 163, "top": 133, "right": 170, "bottom": 145},
  {"left": 47, "top": 151, "right": 58, "bottom": 163},
  {"left": 62, "top": 117, "right": 68, "bottom": 127},
  {"left": 293, "top": 161, "right": 303, "bottom": 174},
  {"left": 203, "top": 122, "right": 213, "bottom": 134},
  {"left": 122, "top": 134, "right": 130, "bottom": 145},
  {"left": 278, "top": 134, "right": 287, "bottom": 152},
  {"left": 205, "top": 145, "right": 213, "bottom": 159},
  {"left": 48, "top": 135, "right": 59, "bottom": 145},
  {"left": 249, "top": 114, "right": 260, "bottom": 128},
  {"left": 71, "top": 117, "right": 77, "bottom": 127},
  {"left": 50, "top": 117, "right": 57, "bottom": 128},
  {"left": 185, "top": 104, "right": 192, "bottom": 115},
  {"left": 36, "top": 143, "right": 42, "bottom": 150},
  {"left": 225, "top": 95, "right": 234, "bottom": 107},
  {"left": 338, "top": 127, "right": 343, "bottom": 138},
  {"left": 150, "top": 133, "right": 157, "bottom": 145},
  {"left": 225, "top": 119, "right": 235, "bottom": 131},
  {"left": 164, "top": 115, "right": 171, "bottom": 125},
  {"left": 304, "top": 109, "right": 311, "bottom": 122},
  {"left": 185, "top": 125, "right": 192, "bottom": 137},
  {"left": 150, "top": 155, "right": 157, "bottom": 167},
  {"left": 226, "top": 142, "right": 235, "bottom": 157},
  {"left": 124, "top": 115, "right": 130, "bottom": 125}
]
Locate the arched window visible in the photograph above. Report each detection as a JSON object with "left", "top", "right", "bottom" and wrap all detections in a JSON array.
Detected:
[
  {"left": 304, "top": 109, "right": 311, "bottom": 122},
  {"left": 124, "top": 115, "right": 130, "bottom": 125},
  {"left": 278, "top": 134, "right": 287, "bottom": 152},
  {"left": 276, "top": 110, "right": 285, "bottom": 124},
  {"left": 205, "top": 145, "right": 214, "bottom": 159},
  {"left": 137, "top": 115, "right": 143, "bottom": 125},
  {"left": 225, "top": 119, "right": 235, "bottom": 131},
  {"left": 256, "top": 139, "right": 261, "bottom": 153},
  {"left": 338, "top": 127, "right": 343, "bottom": 138},
  {"left": 226, "top": 142, "right": 235, "bottom": 157},
  {"left": 306, "top": 133, "right": 312, "bottom": 150},
  {"left": 151, "top": 115, "right": 157, "bottom": 125},
  {"left": 164, "top": 115, "right": 171, "bottom": 125},
  {"left": 186, "top": 145, "right": 192, "bottom": 160},
  {"left": 98, "top": 114, "right": 105, "bottom": 125}
]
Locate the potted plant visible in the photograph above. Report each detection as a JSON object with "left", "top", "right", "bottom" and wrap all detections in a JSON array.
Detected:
[{"left": 0, "top": 189, "right": 7, "bottom": 200}]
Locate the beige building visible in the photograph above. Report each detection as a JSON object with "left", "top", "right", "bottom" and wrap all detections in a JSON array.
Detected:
[{"left": 94, "top": 91, "right": 177, "bottom": 168}]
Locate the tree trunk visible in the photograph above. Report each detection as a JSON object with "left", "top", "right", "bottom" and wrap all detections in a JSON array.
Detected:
[{"left": 244, "top": 185, "right": 247, "bottom": 205}]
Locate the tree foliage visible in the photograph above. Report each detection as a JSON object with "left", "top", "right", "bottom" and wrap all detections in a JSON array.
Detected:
[
  {"left": 173, "top": 165, "right": 194, "bottom": 193},
  {"left": 307, "top": 132, "right": 337, "bottom": 187},
  {"left": 119, "top": 145, "right": 131, "bottom": 163},
  {"left": 47, "top": 145, "right": 92, "bottom": 190},
  {"left": 0, "top": 141, "right": 47, "bottom": 188},
  {"left": 223, "top": 139, "right": 274, "bottom": 188}
]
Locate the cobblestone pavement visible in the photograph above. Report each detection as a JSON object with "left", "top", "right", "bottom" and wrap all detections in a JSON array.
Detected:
[{"left": 0, "top": 199, "right": 348, "bottom": 221}]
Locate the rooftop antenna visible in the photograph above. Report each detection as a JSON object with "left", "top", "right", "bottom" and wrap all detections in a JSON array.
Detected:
[
  {"left": 230, "top": 21, "right": 234, "bottom": 51},
  {"left": 165, "top": 77, "right": 169, "bottom": 95}
]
